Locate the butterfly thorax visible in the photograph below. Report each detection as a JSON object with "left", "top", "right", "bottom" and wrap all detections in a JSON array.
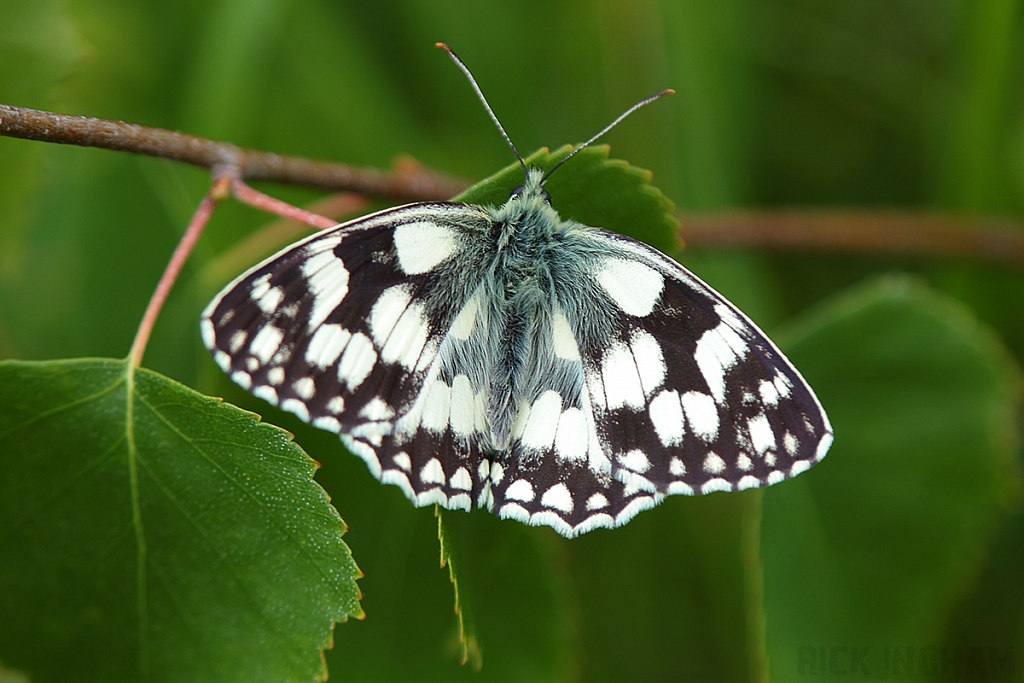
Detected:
[{"left": 475, "top": 168, "right": 581, "bottom": 452}]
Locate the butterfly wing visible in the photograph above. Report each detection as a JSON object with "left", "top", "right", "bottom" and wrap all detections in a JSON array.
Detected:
[
  {"left": 201, "top": 202, "right": 500, "bottom": 507},
  {"left": 483, "top": 226, "right": 832, "bottom": 537}
]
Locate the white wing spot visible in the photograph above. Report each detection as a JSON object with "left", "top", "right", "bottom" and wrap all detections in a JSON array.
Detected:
[
  {"left": 337, "top": 332, "right": 377, "bottom": 391},
  {"left": 649, "top": 390, "right": 684, "bottom": 446},
  {"left": 596, "top": 258, "right": 664, "bottom": 317},
  {"left": 267, "top": 367, "right": 285, "bottom": 386},
  {"left": 305, "top": 324, "right": 351, "bottom": 368},
  {"left": 499, "top": 502, "right": 529, "bottom": 523},
  {"left": 302, "top": 251, "right": 350, "bottom": 330},
  {"left": 255, "top": 286, "right": 284, "bottom": 315},
  {"left": 199, "top": 320, "right": 217, "bottom": 353},
  {"left": 450, "top": 291, "right": 480, "bottom": 340},
  {"left": 541, "top": 483, "right": 574, "bottom": 513},
  {"left": 629, "top": 328, "right": 665, "bottom": 396},
  {"left": 312, "top": 416, "right": 341, "bottom": 432},
  {"left": 229, "top": 330, "right": 248, "bottom": 353},
  {"left": 231, "top": 371, "right": 251, "bottom": 389},
  {"left": 253, "top": 385, "right": 279, "bottom": 405},
  {"left": 737, "top": 453, "right": 753, "bottom": 471},
  {"left": 759, "top": 379, "right": 780, "bottom": 406},
  {"left": 681, "top": 391, "right": 719, "bottom": 441},
  {"left": 293, "top": 377, "right": 315, "bottom": 400},
  {"left": 217, "top": 349, "right": 236, "bottom": 370},
  {"left": 737, "top": 475, "right": 760, "bottom": 490},
  {"left": 619, "top": 449, "right": 651, "bottom": 473},
  {"left": 816, "top": 433, "right": 833, "bottom": 461},
  {"left": 326, "top": 396, "right": 345, "bottom": 414},
  {"left": 380, "top": 303, "right": 430, "bottom": 370},
  {"left": 281, "top": 398, "right": 310, "bottom": 422},
  {"left": 784, "top": 431, "right": 798, "bottom": 456},
  {"left": 767, "top": 470, "right": 785, "bottom": 485},
  {"left": 694, "top": 323, "right": 748, "bottom": 403},
  {"left": 393, "top": 221, "right": 457, "bottom": 274},
  {"left": 551, "top": 310, "right": 581, "bottom": 361},
  {"left": 749, "top": 414, "right": 777, "bottom": 455},
  {"left": 669, "top": 457, "right": 686, "bottom": 476},
  {"left": 602, "top": 341, "right": 645, "bottom": 410},
  {"left": 393, "top": 452, "right": 411, "bottom": 472},
  {"left": 249, "top": 274, "right": 271, "bottom": 300},
  {"left": 586, "top": 493, "right": 609, "bottom": 511},
  {"left": 370, "top": 285, "right": 412, "bottom": 348},
  {"left": 703, "top": 452, "right": 726, "bottom": 474},
  {"left": 422, "top": 380, "right": 451, "bottom": 432},
  {"left": 450, "top": 467, "right": 473, "bottom": 491},
  {"left": 774, "top": 372, "right": 793, "bottom": 398},
  {"left": 554, "top": 407, "right": 588, "bottom": 461},
  {"left": 521, "top": 390, "right": 563, "bottom": 450},
  {"left": 505, "top": 479, "right": 535, "bottom": 503},
  {"left": 490, "top": 462, "right": 505, "bottom": 485},
  {"left": 359, "top": 397, "right": 395, "bottom": 421},
  {"left": 249, "top": 325, "right": 284, "bottom": 365},
  {"left": 420, "top": 458, "right": 446, "bottom": 485},
  {"left": 701, "top": 478, "right": 732, "bottom": 494},
  {"left": 449, "top": 374, "right": 477, "bottom": 436}
]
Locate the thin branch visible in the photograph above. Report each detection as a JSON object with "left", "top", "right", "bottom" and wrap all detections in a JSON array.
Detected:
[
  {"left": 0, "top": 103, "right": 468, "bottom": 201},
  {"left": 679, "top": 210, "right": 1024, "bottom": 266},
  {"left": 5, "top": 104, "right": 1023, "bottom": 266}
]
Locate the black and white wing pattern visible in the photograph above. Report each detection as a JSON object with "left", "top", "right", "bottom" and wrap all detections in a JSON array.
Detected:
[
  {"left": 202, "top": 186, "right": 832, "bottom": 538},
  {"left": 202, "top": 201, "right": 499, "bottom": 513},
  {"left": 481, "top": 227, "right": 832, "bottom": 536}
]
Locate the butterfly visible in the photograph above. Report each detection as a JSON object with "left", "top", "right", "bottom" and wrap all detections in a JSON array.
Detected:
[{"left": 201, "top": 44, "right": 832, "bottom": 537}]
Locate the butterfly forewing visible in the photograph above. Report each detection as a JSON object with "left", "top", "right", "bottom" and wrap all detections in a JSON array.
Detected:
[{"left": 202, "top": 202, "right": 495, "bottom": 482}]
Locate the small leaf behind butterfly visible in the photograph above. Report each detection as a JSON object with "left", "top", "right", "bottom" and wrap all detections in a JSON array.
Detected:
[{"left": 455, "top": 145, "right": 680, "bottom": 254}]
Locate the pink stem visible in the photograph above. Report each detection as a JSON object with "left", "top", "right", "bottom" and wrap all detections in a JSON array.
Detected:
[
  {"left": 231, "top": 179, "right": 339, "bottom": 230},
  {"left": 128, "top": 183, "right": 223, "bottom": 368}
]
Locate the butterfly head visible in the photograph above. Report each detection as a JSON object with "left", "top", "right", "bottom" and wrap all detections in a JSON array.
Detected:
[{"left": 509, "top": 167, "right": 552, "bottom": 205}]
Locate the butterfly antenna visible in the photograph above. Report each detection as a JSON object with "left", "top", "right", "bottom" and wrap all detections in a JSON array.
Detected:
[
  {"left": 437, "top": 43, "right": 527, "bottom": 178},
  {"left": 541, "top": 89, "right": 674, "bottom": 184}
]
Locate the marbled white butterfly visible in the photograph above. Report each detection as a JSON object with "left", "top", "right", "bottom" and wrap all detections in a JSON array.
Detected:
[{"left": 201, "top": 44, "right": 832, "bottom": 537}]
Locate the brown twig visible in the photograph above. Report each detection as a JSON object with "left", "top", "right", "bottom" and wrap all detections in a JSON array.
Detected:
[
  {"left": 4, "top": 103, "right": 1023, "bottom": 266},
  {"left": 679, "top": 210, "right": 1024, "bottom": 266},
  {"left": 0, "top": 104, "right": 468, "bottom": 201}
]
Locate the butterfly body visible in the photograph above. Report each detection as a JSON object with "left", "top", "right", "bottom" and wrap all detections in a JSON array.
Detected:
[{"left": 202, "top": 165, "right": 832, "bottom": 537}]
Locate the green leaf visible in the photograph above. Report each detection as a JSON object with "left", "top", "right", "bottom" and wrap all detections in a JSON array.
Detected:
[
  {"left": 436, "top": 508, "right": 482, "bottom": 670},
  {"left": 761, "top": 275, "right": 1023, "bottom": 678},
  {"left": 454, "top": 145, "right": 679, "bottom": 254},
  {"left": 0, "top": 359, "right": 362, "bottom": 683}
]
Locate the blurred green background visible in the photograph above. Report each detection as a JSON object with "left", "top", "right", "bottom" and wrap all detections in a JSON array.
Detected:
[{"left": 2, "top": 1, "right": 1023, "bottom": 681}]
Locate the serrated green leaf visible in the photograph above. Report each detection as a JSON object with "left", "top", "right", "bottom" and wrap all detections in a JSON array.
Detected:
[
  {"left": 761, "top": 275, "right": 1023, "bottom": 679},
  {"left": 436, "top": 507, "right": 482, "bottom": 670},
  {"left": 454, "top": 145, "right": 679, "bottom": 254},
  {"left": 0, "top": 358, "right": 362, "bottom": 683}
]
